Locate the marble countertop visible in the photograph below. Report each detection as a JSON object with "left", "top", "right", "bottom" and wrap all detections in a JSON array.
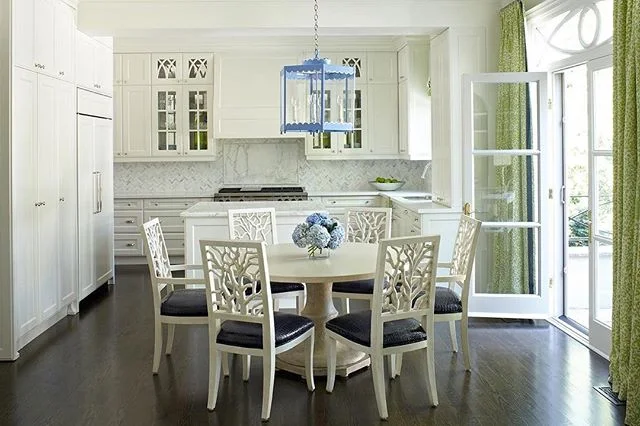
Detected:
[
  {"left": 181, "top": 200, "right": 330, "bottom": 217},
  {"left": 114, "top": 190, "right": 431, "bottom": 200}
]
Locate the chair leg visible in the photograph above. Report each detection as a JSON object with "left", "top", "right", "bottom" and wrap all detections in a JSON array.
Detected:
[
  {"left": 395, "top": 353, "right": 403, "bottom": 377},
  {"left": 449, "top": 321, "right": 458, "bottom": 353},
  {"left": 371, "top": 355, "right": 388, "bottom": 419},
  {"left": 222, "top": 352, "right": 230, "bottom": 377},
  {"left": 207, "top": 349, "right": 222, "bottom": 411},
  {"left": 261, "top": 352, "right": 276, "bottom": 421},
  {"left": 341, "top": 298, "right": 350, "bottom": 314},
  {"left": 424, "top": 345, "right": 439, "bottom": 407},
  {"left": 166, "top": 324, "right": 176, "bottom": 355},
  {"left": 296, "top": 294, "right": 304, "bottom": 315},
  {"left": 242, "top": 355, "right": 251, "bottom": 381},
  {"left": 325, "top": 337, "right": 337, "bottom": 393},
  {"left": 387, "top": 355, "right": 397, "bottom": 379},
  {"left": 304, "top": 332, "right": 316, "bottom": 391},
  {"left": 152, "top": 320, "right": 163, "bottom": 374},
  {"left": 461, "top": 317, "right": 471, "bottom": 371},
  {"left": 273, "top": 298, "right": 280, "bottom": 312}
]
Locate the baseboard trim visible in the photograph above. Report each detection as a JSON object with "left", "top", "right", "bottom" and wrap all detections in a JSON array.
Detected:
[{"left": 17, "top": 306, "right": 72, "bottom": 351}]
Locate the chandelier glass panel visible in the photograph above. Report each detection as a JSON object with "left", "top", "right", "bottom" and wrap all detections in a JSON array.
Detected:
[{"left": 280, "top": 0, "right": 356, "bottom": 134}]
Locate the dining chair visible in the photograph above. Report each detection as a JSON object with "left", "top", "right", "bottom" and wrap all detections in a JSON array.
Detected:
[
  {"left": 331, "top": 207, "right": 392, "bottom": 314},
  {"left": 228, "top": 208, "right": 305, "bottom": 314},
  {"left": 325, "top": 235, "right": 441, "bottom": 420},
  {"left": 200, "top": 239, "right": 315, "bottom": 421},
  {"left": 394, "top": 215, "right": 482, "bottom": 376},
  {"left": 141, "top": 218, "right": 224, "bottom": 375}
]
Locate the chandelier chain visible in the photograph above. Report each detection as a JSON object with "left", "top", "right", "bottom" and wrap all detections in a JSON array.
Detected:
[{"left": 313, "top": 0, "right": 319, "bottom": 58}]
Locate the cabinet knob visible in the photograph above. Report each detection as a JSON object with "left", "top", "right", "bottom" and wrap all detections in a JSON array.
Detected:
[
  {"left": 116, "top": 153, "right": 121, "bottom": 156},
  {"left": 339, "top": 150, "right": 343, "bottom": 153},
  {"left": 370, "top": 149, "right": 373, "bottom": 152},
  {"left": 42, "top": 65, "right": 45, "bottom": 70},
  {"left": 124, "top": 153, "right": 128, "bottom": 156},
  {"left": 331, "top": 150, "right": 336, "bottom": 153},
  {"left": 125, "top": 219, "right": 135, "bottom": 224},
  {"left": 59, "top": 71, "right": 65, "bottom": 76},
  {"left": 126, "top": 243, "right": 136, "bottom": 247},
  {"left": 59, "top": 197, "right": 65, "bottom": 202},
  {"left": 403, "top": 210, "right": 408, "bottom": 214},
  {"left": 410, "top": 229, "right": 416, "bottom": 234},
  {"left": 184, "top": 152, "right": 188, "bottom": 155},
  {"left": 400, "top": 149, "right": 406, "bottom": 153},
  {"left": 123, "top": 80, "right": 127, "bottom": 84},
  {"left": 127, "top": 203, "right": 132, "bottom": 207}
]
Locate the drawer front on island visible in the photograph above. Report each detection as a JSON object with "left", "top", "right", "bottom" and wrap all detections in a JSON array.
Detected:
[
  {"left": 115, "top": 234, "right": 144, "bottom": 256},
  {"left": 114, "top": 199, "right": 144, "bottom": 210},
  {"left": 143, "top": 198, "right": 204, "bottom": 210},
  {"left": 144, "top": 211, "right": 185, "bottom": 233}
]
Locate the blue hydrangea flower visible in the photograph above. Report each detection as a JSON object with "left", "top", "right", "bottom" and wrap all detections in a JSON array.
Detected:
[
  {"left": 307, "top": 224, "right": 331, "bottom": 248},
  {"left": 327, "top": 224, "right": 345, "bottom": 249},
  {"left": 306, "top": 212, "right": 328, "bottom": 226},
  {"left": 292, "top": 222, "right": 310, "bottom": 248}
]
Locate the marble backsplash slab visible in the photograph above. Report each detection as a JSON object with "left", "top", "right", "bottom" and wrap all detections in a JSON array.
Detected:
[{"left": 114, "top": 139, "right": 430, "bottom": 195}]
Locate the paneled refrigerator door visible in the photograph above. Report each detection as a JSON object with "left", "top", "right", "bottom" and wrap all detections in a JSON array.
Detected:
[
  {"left": 93, "top": 118, "right": 114, "bottom": 286},
  {"left": 77, "top": 115, "right": 96, "bottom": 300}
]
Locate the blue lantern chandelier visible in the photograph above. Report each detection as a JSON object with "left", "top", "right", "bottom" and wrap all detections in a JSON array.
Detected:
[{"left": 280, "top": 0, "right": 356, "bottom": 134}]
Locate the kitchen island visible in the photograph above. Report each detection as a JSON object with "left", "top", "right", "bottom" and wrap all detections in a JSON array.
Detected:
[{"left": 182, "top": 200, "right": 333, "bottom": 269}]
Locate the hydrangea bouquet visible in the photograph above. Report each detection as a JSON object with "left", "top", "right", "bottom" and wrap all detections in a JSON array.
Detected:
[{"left": 292, "top": 212, "right": 345, "bottom": 258}]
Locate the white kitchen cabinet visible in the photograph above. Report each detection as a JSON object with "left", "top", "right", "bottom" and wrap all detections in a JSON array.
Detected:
[
  {"left": 114, "top": 85, "right": 152, "bottom": 158},
  {"left": 398, "top": 41, "right": 431, "bottom": 161},
  {"left": 76, "top": 31, "right": 113, "bottom": 95},
  {"left": 367, "top": 84, "right": 398, "bottom": 155},
  {"left": 430, "top": 28, "right": 486, "bottom": 209},
  {"left": 151, "top": 85, "right": 214, "bottom": 158},
  {"left": 56, "top": 80, "right": 78, "bottom": 307},
  {"left": 12, "top": 69, "right": 78, "bottom": 345},
  {"left": 367, "top": 51, "right": 397, "bottom": 84},
  {"left": 114, "top": 53, "right": 151, "bottom": 85},
  {"left": 53, "top": 0, "right": 75, "bottom": 82},
  {"left": 34, "top": 0, "right": 55, "bottom": 75},
  {"left": 152, "top": 53, "right": 213, "bottom": 85},
  {"left": 214, "top": 53, "right": 298, "bottom": 139},
  {"left": 14, "top": 0, "right": 74, "bottom": 80},
  {"left": 12, "top": 68, "right": 39, "bottom": 338},
  {"left": 77, "top": 89, "right": 114, "bottom": 301}
]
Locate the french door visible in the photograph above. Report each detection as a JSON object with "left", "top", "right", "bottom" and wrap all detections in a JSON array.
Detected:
[
  {"left": 559, "top": 56, "right": 613, "bottom": 356},
  {"left": 462, "top": 72, "right": 551, "bottom": 318}
]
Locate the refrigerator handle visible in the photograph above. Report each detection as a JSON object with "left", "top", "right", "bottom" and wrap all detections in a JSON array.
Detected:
[
  {"left": 98, "top": 172, "right": 103, "bottom": 213},
  {"left": 92, "top": 172, "right": 99, "bottom": 214}
]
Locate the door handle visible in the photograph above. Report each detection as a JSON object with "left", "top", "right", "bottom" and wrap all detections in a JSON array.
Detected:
[
  {"left": 98, "top": 172, "right": 103, "bottom": 213},
  {"left": 463, "top": 202, "right": 472, "bottom": 216}
]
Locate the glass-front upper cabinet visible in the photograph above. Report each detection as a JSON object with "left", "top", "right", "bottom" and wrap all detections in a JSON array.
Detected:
[
  {"left": 307, "top": 90, "right": 335, "bottom": 155},
  {"left": 152, "top": 87, "right": 182, "bottom": 156},
  {"left": 152, "top": 86, "right": 214, "bottom": 157},
  {"left": 152, "top": 53, "right": 213, "bottom": 84},
  {"left": 152, "top": 53, "right": 182, "bottom": 84},
  {"left": 339, "top": 89, "right": 365, "bottom": 154},
  {"left": 183, "top": 86, "right": 213, "bottom": 156},
  {"left": 183, "top": 53, "right": 213, "bottom": 84}
]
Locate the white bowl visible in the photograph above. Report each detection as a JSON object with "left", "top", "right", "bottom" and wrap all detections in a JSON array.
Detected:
[{"left": 369, "top": 181, "right": 406, "bottom": 191}]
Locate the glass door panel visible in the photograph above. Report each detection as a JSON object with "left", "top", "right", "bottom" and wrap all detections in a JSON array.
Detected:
[
  {"left": 463, "top": 72, "right": 550, "bottom": 318},
  {"left": 341, "top": 89, "right": 365, "bottom": 153},
  {"left": 153, "top": 88, "right": 180, "bottom": 155},
  {"left": 183, "top": 53, "right": 213, "bottom": 84},
  {"left": 309, "top": 90, "right": 334, "bottom": 155},
  {"left": 152, "top": 54, "right": 182, "bottom": 84},
  {"left": 184, "top": 86, "right": 213, "bottom": 156},
  {"left": 588, "top": 56, "right": 613, "bottom": 356}
]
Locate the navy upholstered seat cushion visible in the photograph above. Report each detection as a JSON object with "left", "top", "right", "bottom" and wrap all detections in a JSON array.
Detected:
[
  {"left": 271, "top": 281, "right": 305, "bottom": 294},
  {"left": 434, "top": 287, "right": 463, "bottom": 314},
  {"left": 325, "top": 310, "right": 427, "bottom": 348},
  {"left": 217, "top": 313, "right": 314, "bottom": 349},
  {"left": 160, "top": 289, "right": 208, "bottom": 317},
  {"left": 332, "top": 279, "right": 374, "bottom": 295}
]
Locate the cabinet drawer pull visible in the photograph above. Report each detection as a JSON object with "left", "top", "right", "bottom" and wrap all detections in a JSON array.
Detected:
[
  {"left": 403, "top": 210, "right": 408, "bottom": 214},
  {"left": 125, "top": 219, "right": 135, "bottom": 224},
  {"left": 126, "top": 243, "right": 136, "bottom": 247},
  {"left": 410, "top": 229, "right": 416, "bottom": 234},
  {"left": 414, "top": 218, "right": 419, "bottom": 222},
  {"left": 59, "top": 197, "right": 65, "bottom": 202},
  {"left": 59, "top": 71, "right": 65, "bottom": 76},
  {"left": 127, "top": 203, "right": 132, "bottom": 206}
]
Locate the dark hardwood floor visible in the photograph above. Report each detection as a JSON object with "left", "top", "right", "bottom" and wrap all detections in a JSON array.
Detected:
[{"left": 0, "top": 266, "right": 625, "bottom": 426}]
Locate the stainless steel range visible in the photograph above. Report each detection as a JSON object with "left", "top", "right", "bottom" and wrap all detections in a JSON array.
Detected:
[{"left": 213, "top": 186, "right": 308, "bottom": 202}]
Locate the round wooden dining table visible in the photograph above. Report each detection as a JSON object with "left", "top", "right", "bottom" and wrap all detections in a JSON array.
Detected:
[{"left": 266, "top": 242, "right": 378, "bottom": 377}]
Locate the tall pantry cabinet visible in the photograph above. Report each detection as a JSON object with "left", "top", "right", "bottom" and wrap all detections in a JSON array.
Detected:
[{"left": 0, "top": 0, "right": 114, "bottom": 360}]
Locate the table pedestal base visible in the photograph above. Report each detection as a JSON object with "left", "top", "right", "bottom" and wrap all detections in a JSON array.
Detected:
[{"left": 276, "top": 281, "right": 370, "bottom": 377}]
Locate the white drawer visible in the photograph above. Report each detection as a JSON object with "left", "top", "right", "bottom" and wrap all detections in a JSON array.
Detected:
[
  {"left": 145, "top": 211, "right": 185, "bottom": 233},
  {"left": 408, "top": 224, "right": 422, "bottom": 236},
  {"left": 322, "top": 196, "right": 381, "bottom": 207},
  {"left": 143, "top": 198, "right": 207, "bottom": 210},
  {"left": 115, "top": 211, "right": 144, "bottom": 233},
  {"left": 114, "top": 199, "right": 143, "bottom": 210},
  {"left": 115, "top": 234, "right": 144, "bottom": 256},
  {"left": 164, "top": 233, "right": 185, "bottom": 256}
]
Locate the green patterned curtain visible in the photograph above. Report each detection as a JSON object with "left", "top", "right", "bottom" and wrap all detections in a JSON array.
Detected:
[
  {"left": 610, "top": 1, "right": 640, "bottom": 424},
  {"left": 491, "top": 0, "right": 534, "bottom": 294}
]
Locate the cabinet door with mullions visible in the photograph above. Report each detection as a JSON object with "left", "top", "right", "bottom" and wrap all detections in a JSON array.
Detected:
[
  {"left": 152, "top": 87, "right": 183, "bottom": 156},
  {"left": 183, "top": 86, "right": 214, "bottom": 156},
  {"left": 152, "top": 54, "right": 183, "bottom": 84},
  {"left": 183, "top": 53, "right": 213, "bottom": 84}
]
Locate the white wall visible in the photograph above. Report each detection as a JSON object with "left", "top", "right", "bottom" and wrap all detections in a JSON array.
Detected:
[{"left": 0, "top": 0, "right": 16, "bottom": 360}]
